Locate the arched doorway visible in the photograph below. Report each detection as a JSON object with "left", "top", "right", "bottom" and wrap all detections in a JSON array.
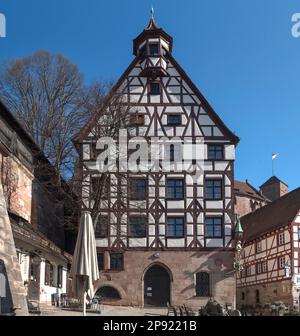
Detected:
[{"left": 144, "top": 264, "right": 171, "bottom": 307}]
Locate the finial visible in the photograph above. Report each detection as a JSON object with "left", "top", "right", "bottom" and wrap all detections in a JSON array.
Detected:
[{"left": 150, "top": 6, "right": 154, "bottom": 20}]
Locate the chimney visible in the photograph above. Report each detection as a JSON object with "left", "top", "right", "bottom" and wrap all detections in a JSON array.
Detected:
[{"left": 259, "top": 176, "right": 288, "bottom": 202}]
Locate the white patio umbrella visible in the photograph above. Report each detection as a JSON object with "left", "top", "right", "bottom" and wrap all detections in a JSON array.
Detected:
[{"left": 71, "top": 211, "right": 99, "bottom": 316}]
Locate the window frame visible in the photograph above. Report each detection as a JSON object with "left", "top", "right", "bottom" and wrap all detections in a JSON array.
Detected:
[
  {"left": 205, "top": 216, "right": 223, "bottom": 238},
  {"left": 205, "top": 178, "right": 223, "bottom": 200},
  {"left": 256, "top": 241, "right": 262, "bottom": 253},
  {"left": 128, "top": 216, "right": 147, "bottom": 238},
  {"left": 44, "top": 260, "right": 54, "bottom": 287},
  {"left": 149, "top": 82, "right": 161, "bottom": 95},
  {"left": 149, "top": 43, "right": 160, "bottom": 56},
  {"left": 57, "top": 265, "right": 63, "bottom": 288},
  {"left": 129, "top": 178, "right": 147, "bottom": 201},
  {"left": 207, "top": 144, "right": 224, "bottom": 160},
  {"left": 110, "top": 253, "right": 124, "bottom": 271},
  {"left": 166, "top": 178, "right": 185, "bottom": 200},
  {"left": 278, "top": 256, "right": 285, "bottom": 269},
  {"left": 129, "top": 114, "right": 145, "bottom": 127},
  {"left": 278, "top": 232, "right": 285, "bottom": 246},
  {"left": 195, "top": 272, "right": 210, "bottom": 297},
  {"left": 91, "top": 175, "right": 110, "bottom": 199},
  {"left": 167, "top": 217, "right": 185, "bottom": 238},
  {"left": 167, "top": 114, "right": 182, "bottom": 126},
  {"left": 94, "top": 214, "right": 109, "bottom": 238}
]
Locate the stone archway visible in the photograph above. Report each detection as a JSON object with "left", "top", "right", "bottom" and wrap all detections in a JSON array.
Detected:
[
  {"left": 93, "top": 281, "right": 126, "bottom": 303},
  {"left": 143, "top": 263, "right": 171, "bottom": 307}
]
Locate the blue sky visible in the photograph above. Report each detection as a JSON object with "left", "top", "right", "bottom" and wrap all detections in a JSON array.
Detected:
[{"left": 0, "top": 0, "right": 300, "bottom": 190}]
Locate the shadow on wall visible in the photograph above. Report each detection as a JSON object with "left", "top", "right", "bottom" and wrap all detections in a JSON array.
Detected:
[{"left": 0, "top": 259, "right": 13, "bottom": 314}]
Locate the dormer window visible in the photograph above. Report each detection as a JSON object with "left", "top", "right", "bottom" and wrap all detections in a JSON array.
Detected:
[
  {"left": 149, "top": 43, "right": 159, "bottom": 56},
  {"left": 149, "top": 82, "right": 160, "bottom": 95}
]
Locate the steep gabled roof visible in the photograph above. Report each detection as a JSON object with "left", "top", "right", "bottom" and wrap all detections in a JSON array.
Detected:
[
  {"left": 167, "top": 53, "right": 239, "bottom": 145},
  {"left": 74, "top": 46, "right": 240, "bottom": 147},
  {"left": 241, "top": 187, "right": 300, "bottom": 242},
  {"left": 234, "top": 180, "right": 268, "bottom": 202},
  {"left": 260, "top": 176, "right": 288, "bottom": 189}
]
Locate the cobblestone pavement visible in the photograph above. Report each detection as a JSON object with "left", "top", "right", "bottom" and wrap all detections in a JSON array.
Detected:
[{"left": 39, "top": 304, "right": 168, "bottom": 316}]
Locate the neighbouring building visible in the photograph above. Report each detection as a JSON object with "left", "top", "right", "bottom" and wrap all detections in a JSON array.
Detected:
[
  {"left": 236, "top": 185, "right": 300, "bottom": 310},
  {"left": 74, "top": 18, "right": 239, "bottom": 308},
  {"left": 260, "top": 176, "right": 289, "bottom": 202},
  {"left": 234, "top": 180, "right": 269, "bottom": 218},
  {"left": 0, "top": 100, "right": 74, "bottom": 313}
]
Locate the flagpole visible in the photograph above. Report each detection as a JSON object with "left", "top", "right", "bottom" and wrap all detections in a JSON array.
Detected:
[{"left": 272, "top": 158, "right": 274, "bottom": 176}]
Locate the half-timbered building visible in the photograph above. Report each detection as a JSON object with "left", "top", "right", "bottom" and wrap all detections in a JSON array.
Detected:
[
  {"left": 74, "top": 18, "right": 239, "bottom": 308},
  {"left": 237, "top": 185, "right": 300, "bottom": 310}
]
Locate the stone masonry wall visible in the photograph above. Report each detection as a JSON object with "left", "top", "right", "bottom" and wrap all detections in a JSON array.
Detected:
[
  {"left": 94, "top": 250, "right": 236, "bottom": 309},
  {"left": 0, "top": 179, "right": 28, "bottom": 315}
]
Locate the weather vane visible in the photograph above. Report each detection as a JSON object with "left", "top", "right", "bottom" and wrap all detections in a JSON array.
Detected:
[{"left": 150, "top": 6, "right": 154, "bottom": 19}]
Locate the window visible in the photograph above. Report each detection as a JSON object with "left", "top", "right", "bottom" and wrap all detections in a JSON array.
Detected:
[
  {"left": 278, "top": 256, "right": 285, "bottom": 269},
  {"left": 57, "top": 265, "right": 63, "bottom": 288},
  {"left": 208, "top": 145, "right": 224, "bottom": 160},
  {"left": 167, "top": 217, "right": 184, "bottom": 237},
  {"left": 167, "top": 144, "right": 181, "bottom": 162},
  {"left": 255, "top": 290, "right": 260, "bottom": 304},
  {"left": 205, "top": 179, "right": 222, "bottom": 200},
  {"left": 97, "top": 253, "right": 104, "bottom": 271},
  {"left": 129, "top": 217, "right": 146, "bottom": 237},
  {"left": 256, "top": 241, "right": 262, "bottom": 253},
  {"left": 257, "top": 262, "right": 267, "bottom": 274},
  {"left": 130, "top": 179, "right": 147, "bottom": 200},
  {"left": 246, "top": 266, "right": 251, "bottom": 276},
  {"left": 278, "top": 232, "right": 285, "bottom": 245},
  {"left": 241, "top": 292, "right": 245, "bottom": 300},
  {"left": 298, "top": 228, "right": 300, "bottom": 240},
  {"left": 195, "top": 272, "right": 210, "bottom": 297},
  {"left": 110, "top": 253, "right": 124, "bottom": 271},
  {"left": 170, "top": 144, "right": 175, "bottom": 162},
  {"left": 167, "top": 179, "right": 184, "bottom": 199},
  {"left": 167, "top": 114, "right": 182, "bottom": 126},
  {"left": 94, "top": 215, "right": 109, "bottom": 238},
  {"left": 91, "top": 176, "right": 109, "bottom": 199},
  {"left": 149, "top": 82, "right": 160, "bottom": 95},
  {"left": 130, "top": 114, "right": 144, "bottom": 126},
  {"left": 44, "top": 261, "right": 54, "bottom": 287},
  {"left": 257, "top": 263, "right": 262, "bottom": 274},
  {"left": 149, "top": 43, "right": 159, "bottom": 56},
  {"left": 205, "top": 217, "right": 222, "bottom": 238}
]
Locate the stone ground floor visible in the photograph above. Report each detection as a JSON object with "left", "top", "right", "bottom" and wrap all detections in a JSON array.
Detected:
[
  {"left": 237, "top": 279, "right": 300, "bottom": 309},
  {"left": 38, "top": 303, "right": 167, "bottom": 316},
  {"left": 94, "top": 250, "right": 236, "bottom": 310}
]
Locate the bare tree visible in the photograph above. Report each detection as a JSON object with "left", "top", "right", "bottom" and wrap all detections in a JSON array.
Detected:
[
  {"left": 0, "top": 156, "right": 19, "bottom": 209},
  {"left": 0, "top": 50, "right": 86, "bottom": 180}
]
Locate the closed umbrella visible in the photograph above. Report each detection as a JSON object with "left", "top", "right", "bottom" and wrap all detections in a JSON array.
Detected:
[{"left": 71, "top": 211, "right": 99, "bottom": 316}]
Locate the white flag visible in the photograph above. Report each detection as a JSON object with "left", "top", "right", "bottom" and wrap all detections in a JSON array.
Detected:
[{"left": 272, "top": 153, "right": 279, "bottom": 160}]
